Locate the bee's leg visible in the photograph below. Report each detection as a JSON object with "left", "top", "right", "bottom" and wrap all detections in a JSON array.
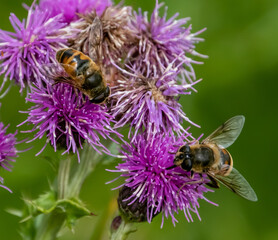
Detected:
[
  {"left": 190, "top": 171, "right": 194, "bottom": 179},
  {"left": 73, "top": 87, "right": 81, "bottom": 100},
  {"left": 52, "top": 77, "right": 65, "bottom": 86},
  {"left": 177, "top": 182, "right": 188, "bottom": 196},
  {"left": 206, "top": 174, "right": 220, "bottom": 188},
  {"left": 74, "top": 88, "right": 78, "bottom": 96},
  {"left": 81, "top": 94, "right": 87, "bottom": 104},
  {"left": 178, "top": 174, "right": 204, "bottom": 195},
  {"left": 185, "top": 174, "right": 204, "bottom": 185},
  {"left": 52, "top": 77, "right": 72, "bottom": 87}
]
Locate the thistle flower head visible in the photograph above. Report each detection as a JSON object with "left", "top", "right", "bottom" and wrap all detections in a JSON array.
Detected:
[
  {"left": 39, "top": 0, "right": 112, "bottom": 23},
  {"left": 0, "top": 122, "right": 18, "bottom": 192},
  {"left": 127, "top": 0, "right": 206, "bottom": 83},
  {"left": 0, "top": 4, "right": 70, "bottom": 93},
  {"left": 109, "top": 131, "right": 215, "bottom": 227},
  {"left": 20, "top": 78, "right": 121, "bottom": 161},
  {"left": 68, "top": 4, "right": 134, "bottom": 66},
  {"left": 110, "top": 64, "right": 199, "bottom": 142}
]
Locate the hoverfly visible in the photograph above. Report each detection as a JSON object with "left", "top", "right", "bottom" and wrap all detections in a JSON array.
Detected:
[{"left": 170, "top": 116, "right": 257, "bottom": 201}]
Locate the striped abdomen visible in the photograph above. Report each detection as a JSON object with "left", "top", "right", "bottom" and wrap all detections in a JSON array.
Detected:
[
  {"left": 219, "top": 148, "right": 233, "bottom": 176},
  {"left": 56, "top": 48, "right": 92, "bottom": 78}
]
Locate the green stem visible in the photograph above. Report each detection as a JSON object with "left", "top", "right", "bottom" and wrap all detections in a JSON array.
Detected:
[
  {"left": 34, "top": 156, "right": 72, "bottom": 240},
  {"left": 22, "top": 142, "right": 115, "bottom": 240},
  {"left": 57, "top": 157, "right": 71, "bottom": 199},
  {"left": 33, "top": 145, "right": 99, "bottom": 240},
  {"left": 67, "top": 144, "right": 98, "bottom": 198},
  {"left": 35, "top": 212, "right": 66, "bottom": 240}
]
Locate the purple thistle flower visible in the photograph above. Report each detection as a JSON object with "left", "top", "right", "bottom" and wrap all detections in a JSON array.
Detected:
[
  {"left": 110, "top": 63, "right": 200, "bottom": 142},
  {"left": 0, "top": 4, "right": 71, "bottom": 93},
  {"left": 109, "top": 131, "right": 216, "bottom": 227},
  {"left": 19, "top": 79, "right": 122, "bottom": 162},
  {"left": 0, "top": 122, "right": 18, "bottom": 193},
  {"left": 39, "top": 0, "right": 113, "bottom": 23},
  {"left": 127, "top": 0, "right": 206, "bottom": 83}
]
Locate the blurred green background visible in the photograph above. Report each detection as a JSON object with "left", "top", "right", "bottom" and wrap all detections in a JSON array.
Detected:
[{"left": 0, "top": 0, "right": 278, "bottom": 239}]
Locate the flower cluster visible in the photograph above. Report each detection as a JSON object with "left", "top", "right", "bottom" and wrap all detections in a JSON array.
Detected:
[
  {"left": 105, "top": 0, "right": 210, "bottom": 225},
  {"left": 0, "top": 122, "right": 18, "bottom": 193},
  {"left": 108, "top": 0, "right": 205, "bottom": 140},
  {"left": 0, "top": 0, "right": 124, "bottom": 161},
  {"left": 0, "top": 0, "right": 211, "bottom": 229}
]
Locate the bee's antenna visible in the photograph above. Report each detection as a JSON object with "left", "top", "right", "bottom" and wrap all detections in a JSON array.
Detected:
[
  {"left": 168, "top": 150, "right": 176, "bottom": 154},
  {"left": 166, "top": 165, "right": 177, "bottom": 170}
]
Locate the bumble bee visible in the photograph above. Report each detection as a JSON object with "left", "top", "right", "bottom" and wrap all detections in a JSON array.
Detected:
[
  {"left": 170, "top": 115, "right": 257, "bottom": 201},
  {"left": 55, "top": 17, "right": 110, "bottom": 104}
]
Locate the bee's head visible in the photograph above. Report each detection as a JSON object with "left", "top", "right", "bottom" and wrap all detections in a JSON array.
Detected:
[
  {"left": 174, "top": 144, "right": 192, "bottom": 171},
  {"left": 90, "top": 86, "right": 110, "bottom": 104}
]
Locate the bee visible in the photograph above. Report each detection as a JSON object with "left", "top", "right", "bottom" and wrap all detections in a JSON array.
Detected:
[
  {"left": 54, "top": 17, "right": 110, "bottom": 104},
  {"left": 55, "top": 48, "right": 110, "bottom": 104},
  {"left": 170, "top": 115, "right": 257, "bottom": 201}
]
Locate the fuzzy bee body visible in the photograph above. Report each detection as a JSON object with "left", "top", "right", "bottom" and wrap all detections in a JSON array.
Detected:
[
  {"left": 56, "top": 48, "right": 110, "bottom": 104},
  {"left": 176, "top": 143, "right": 233, "bottom": 176},
  {"left": 172, "top": 115, "right": 257, "bottom": 201}
]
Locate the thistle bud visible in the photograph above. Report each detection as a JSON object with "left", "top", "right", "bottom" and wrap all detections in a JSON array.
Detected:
[{"left": 117, "top": 186, "right": 151, "bottom": 223}]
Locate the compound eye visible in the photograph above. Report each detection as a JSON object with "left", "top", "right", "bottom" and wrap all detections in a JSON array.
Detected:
[
  {"left": 185, "top": 145, "right": 191, "bottom": 152},
  {"left": 181, "top": 159, "right": 192, "bottom": 171},
  {"left": 90, "top": 94, "right": 106, "bottom": 104},
  {"left": 104, "top": 86, "right": 110, "bottom": 97},
  {"left": 179, "top": 146, "right": 186, "bottom": 152},
  {"left": 179, "top": 154, "right": 185, "bottom": 159},
  {"left": 85, "top": 73, "right": 102, "bottom": 89}
]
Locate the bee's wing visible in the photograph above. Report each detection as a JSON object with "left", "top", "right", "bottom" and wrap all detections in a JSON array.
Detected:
[
  {"left": 89, "top": 16, "right": 103, "bottom": 62},
  {"left": 41, "top": 63, "right": 70, "bottom": 79},
  {"left": 42, "top": 63, "right": 84, "bottom": 88},
  {"left": 208, "top": 167, "right": 258, "bottom": 201},
  {"left": 41, "top": 63, "right": 59, "bottom": 73},
  {"left": 202, "top": 115, "right": 245, "bottom": 149}
]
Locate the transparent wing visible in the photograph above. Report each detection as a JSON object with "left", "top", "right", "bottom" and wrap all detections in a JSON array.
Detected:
[
  {"left": 42, "top": 63, "right": 69, "bottom": 78},
  {"left": 89, "top": 16, "right": 103, "bottom": 62},
  {"left": 42, "top": 63, "right": 83, "bottom": 88},
  {"left": 208, "top": 167, "right": 258, "bottom": 202},
  {"left": 202, "top": 115, "right": 245, "bottom": 148},
  {"left": 89, "top": 16, "right": 103, "bottom": 47}
]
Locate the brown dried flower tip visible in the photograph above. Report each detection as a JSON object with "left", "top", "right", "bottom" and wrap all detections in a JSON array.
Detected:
[{"left": 69, "top": 4, "right": 135, "bottom": 67}]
